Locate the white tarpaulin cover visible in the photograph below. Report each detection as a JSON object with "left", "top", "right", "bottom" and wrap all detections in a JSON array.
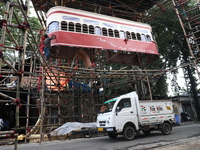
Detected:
[{"left": 51, "top": 122, "right": 97, "bottom": 136}]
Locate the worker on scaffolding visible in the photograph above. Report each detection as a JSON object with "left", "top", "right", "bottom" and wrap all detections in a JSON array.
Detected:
[
  {"left": 43, "top": 34, "right": 56, "bottom": 58},
  {"left": 0, "top": 117, "right": 4, "bottom": 131}
]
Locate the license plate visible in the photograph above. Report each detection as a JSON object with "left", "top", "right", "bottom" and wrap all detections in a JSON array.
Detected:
[
  {"left": 106, "top": 128, "right": 113, "bottom": 131},
  {"left": 98, "top": 128, "right": 103, "bottom": 131}
]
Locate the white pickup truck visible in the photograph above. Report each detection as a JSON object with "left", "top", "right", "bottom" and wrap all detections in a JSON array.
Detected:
[{"left": 97, "top": 91, "right": 175, "bottom": 140}]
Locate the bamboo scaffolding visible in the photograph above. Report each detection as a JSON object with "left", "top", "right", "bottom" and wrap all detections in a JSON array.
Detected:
[
  {"left": 0, "top": 0, "right": 200, "bottom": 143},
  {"left": 171, "top": 0, "right": 200, "bottom": 80}
]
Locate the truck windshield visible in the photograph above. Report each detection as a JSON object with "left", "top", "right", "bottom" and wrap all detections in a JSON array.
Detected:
[{"left": 99, "top": 101, "right": 116, "bottom": 113}]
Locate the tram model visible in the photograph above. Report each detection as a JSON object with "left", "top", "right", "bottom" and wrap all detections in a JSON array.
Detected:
[{"left": 46, "top": 6, "right": 159, "bottom": 66}]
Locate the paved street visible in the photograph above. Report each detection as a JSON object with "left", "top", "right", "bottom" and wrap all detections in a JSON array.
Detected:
[{"left": 1, "top": 123, "right": 200, "bottom": 150}]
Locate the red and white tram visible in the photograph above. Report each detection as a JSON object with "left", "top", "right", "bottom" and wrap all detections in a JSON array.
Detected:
[{"left": 46, "top": 6, "right": 159, "bottom": 66}]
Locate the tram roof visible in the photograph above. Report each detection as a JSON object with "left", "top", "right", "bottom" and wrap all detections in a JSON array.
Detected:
[
  {"left": 31, "top": 0, "right": 164, "bottom": 21},
  {"left": 47, "top": 6, "right": 152, "bottom": 29}
]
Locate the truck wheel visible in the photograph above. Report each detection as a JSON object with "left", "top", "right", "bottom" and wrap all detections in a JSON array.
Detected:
[
  {"left": 161, "top": 122, "right": 171, "bottom": 135},
  {"left": 108, "top": 133, "right": 118, "bottom": 139},
  {"left": 123, "top": 126, "right": 136, "bottom": 141}
]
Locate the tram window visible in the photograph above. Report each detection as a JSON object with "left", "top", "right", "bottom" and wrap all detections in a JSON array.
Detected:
[
  {"left": 136, "top": 33, "right": 141, "bottom": 41},
  {"left": 114, "top": 30, "right": 119, "bottom": 38},
  {"left": 102, "top": 27, "right": 108, "bottom": 36},
  {"left": 89, "top": 25, "right": 95, "bottom": 34},
  {"left": 103, "top": 23, "right": 117, "bottom": 29},
  {"left": 95, "top": 27, "right": 102, "bottom": 35},
  {"left": 108, "top": 29, "right": 114, "bottom": 37},
  {"left": 126, "top": 31, "right": 131, "bottom": 39},
  {"left": 120, "top": 31, "right": 125, "bottom": 39},
  {"left": 69, "top": 22, "right": 75, "bottom": 32},
  {"left": 83, "top": 19, "right": 99, "bottom": 25},
  {"left": 62, "top": 16, "right": 80, "bottom": 22},
  {"left": 83, "top": 24, "right": 88, "bottom": 33},
  {"left": 131, "top": 32, "right": 136, "bottom": 40},
  {"left": 146, "top": 35, "right": 151, "bottom": 42},
  {"left": 136, "top": 29, "right": 149, "bottom": 34},
  {"left": 120, "top": 26, "right": 133, "bottom": 32},
  {"left": 76, "top": 23, "right": 81, "bottom": 32},
  {"left": 49, "top": 21, "right": 59, "bottom": 33},
  {"left": 141, "top": 34, "right": 146, "bottom": 41},
  {"left": 61, "top": 21, "right": 67, "bottom": 31}
]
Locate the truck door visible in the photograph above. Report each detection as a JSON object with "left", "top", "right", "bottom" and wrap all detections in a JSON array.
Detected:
[{"left": 115, "top": 98, "right": 135, "bottom": 131}]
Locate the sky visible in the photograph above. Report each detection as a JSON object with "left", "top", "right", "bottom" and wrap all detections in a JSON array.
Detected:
[
  {"left": 167, "top": 68, "right": 185, "bottom": 96},
  {"left": 168, "top": 67, "right": 200, "bottom": 96},
  {"left": 29, "top": 1, "right": 37, "bottom": 17}
]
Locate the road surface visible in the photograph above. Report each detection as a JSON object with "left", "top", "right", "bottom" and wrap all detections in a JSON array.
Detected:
[{"left": 1, "top": 123, "right": 200, "bottom": 150}]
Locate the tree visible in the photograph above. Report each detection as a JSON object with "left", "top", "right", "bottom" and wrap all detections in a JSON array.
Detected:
[
  {"left": 0, "top": 1, "right": 41, "bottom": 64},
  {"left": 147, "top": 1, "right": 200, "bottom": 120}
]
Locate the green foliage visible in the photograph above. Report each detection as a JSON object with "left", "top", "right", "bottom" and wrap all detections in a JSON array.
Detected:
[
  {"left": 153, "top": 75, "right": 168, "bottom": 98},
  {"left": 147, "top": 1, "right": 199, "bottom": 96},
  {"left": 0, "top": 2, "right": 41, "bottom": 63}
]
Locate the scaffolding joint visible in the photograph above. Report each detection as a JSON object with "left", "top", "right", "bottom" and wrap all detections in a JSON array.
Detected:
[
  {"left": 16, "top": 46, "right": 23, "bottom": 51},
  {"left": 17, "top": 22, "right": 30, "bottom": 31},
  {"left": 0, "top": 19, "right": 7, "bottom": 27},
  {"left": 58, "top": 114, "right": 61, "bottom": 118},
  {"left": 0, "top": 50, "right": 4, "bottom": 59},
  {"left": 12, "top": 98, "right": 22, "bottom": 108},
  {"left": 17, "top": 70, "right": 24, "bottom": 76}
]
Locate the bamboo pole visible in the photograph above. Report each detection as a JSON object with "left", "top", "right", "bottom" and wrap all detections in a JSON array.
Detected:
[
  {"left": 171, "top": 0, "right": 200, "bottom": 81},
  {"left": 0, "top": 1, "right": 10, "bottom": 71},
  {"left": 40, "top": 67, "right": 45, "bottom": 144},
  {"left": 0, "top": 91, "right": 15, "bottom": 100},
  {"left": 25, "top": 56, "right": 33, "bottom": 143},
  {"left": 145, "top": 69, "right": 152, "bottom": 100},
  {"left": 57, "top": 59, "right": 61, "bottom": 126}
]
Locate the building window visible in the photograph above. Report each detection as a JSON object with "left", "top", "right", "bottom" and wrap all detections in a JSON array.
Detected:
[
  {"left": 76, "top": 23, "right": 82, "bottom": 32},
  {"left": 49, "top": 21, "right": 59, "bottom": 33},
  {"left": 108, "top": 29, "right": 114, "bottom": 37},
  {"left": 120, "top": 31, "right": 125, "bottom": 39},
  {"left": 83, "top": 24, "right": 88, "bottom": 33},
  {"left": 146, "top": 35, "right": 151, "bottom": 42},
  {"left": 83, "top": 19, "right": 99, "bottom": 25},
  {"left": 136, "top": 33, "right": 141, "bottom": 41},
  {"left": 114, "top": 30, "right": 119, "bottom": 38},
  {"left": 61, "top": 21, "right": 67, "bottom": 31},
  {"left": 126, "top": 31, "right": 131, "bottom": 39},
  {"left": 89, "top": 25, "right": 94, "bottom": 34},
  {"left": 69, "top": 22, "right": 75, "bottom": 32},
  {"left": 102, "top": 27, "right": 108, "bottom": 36},
  {"left": 62, "top": 16, "right": 80, "bottom": 22},
  {"left": 141, "top": 34, "right": 146, "bottom": 41},
  {"left": 95, "top": 26, "right": 101, "bottom": 35},
  {"left": 131, "top": 32, "right": 136, "bottom": 40}
]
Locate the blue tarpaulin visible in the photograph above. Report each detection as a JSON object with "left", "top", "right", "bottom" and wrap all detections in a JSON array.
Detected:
[{"left": 69, "top": 81, "right": 92, "bottom": 91}]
